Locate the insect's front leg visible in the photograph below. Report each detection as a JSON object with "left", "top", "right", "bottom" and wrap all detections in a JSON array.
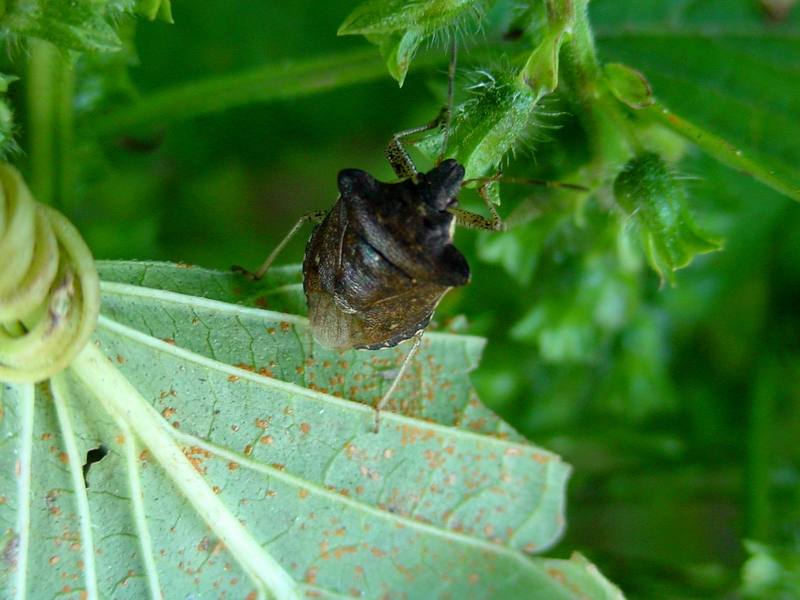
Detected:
[
  {"left": 385, "top": 40, "right": 458, "bottom": 180},
  {"left": 233, "top": 209, "right": 327, "bottom": 280},
  {"left": 448, "top": 181, "right": 506, "bottom": 232},
  {"left": 385, "top": 113, "right": 446, "bottom": 180}
]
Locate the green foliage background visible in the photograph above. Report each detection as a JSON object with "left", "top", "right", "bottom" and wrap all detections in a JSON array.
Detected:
[{"left": 2, "top": 0, "right": 799, "bottom": 597}]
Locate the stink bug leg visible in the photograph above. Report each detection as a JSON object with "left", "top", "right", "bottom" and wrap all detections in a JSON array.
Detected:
[{"left": 232, "top": 209, "right": 327, "bottom": 281}]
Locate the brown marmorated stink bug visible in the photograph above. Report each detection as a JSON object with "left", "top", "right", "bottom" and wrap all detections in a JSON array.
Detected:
[{"left": 236, "top": 44, "right": 582, "bottom": 430}]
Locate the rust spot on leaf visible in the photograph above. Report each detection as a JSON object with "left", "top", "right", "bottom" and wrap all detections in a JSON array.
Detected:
[
  {"left": 300, "top": 423, "right": 311, "bottom": 434},
  {"left": 162, "top": 407, "right": 176, "bottom": 418},
  {"left": 260, "top": 435, "right": 273, "bottom": 445},
  {"left": 305, "top": 567, "right": 318, "bottom": 584},
  {"left": 333, "top": 545, "right": 357, "bottom": 559},
  {"left": 399, "top": 425, "right": 436, "bottom": 446},
  {"left": 227, "top": 374, "right": 240, "bottom": 383}
]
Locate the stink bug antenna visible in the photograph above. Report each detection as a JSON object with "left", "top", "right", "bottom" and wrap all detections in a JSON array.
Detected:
[{"left": 438, "top": 38, "right": 458, "bottom": 164}]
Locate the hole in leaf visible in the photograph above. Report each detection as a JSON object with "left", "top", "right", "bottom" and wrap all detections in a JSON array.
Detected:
[{"left": 82, "top": 444, "right": 109, "bottom": 488}]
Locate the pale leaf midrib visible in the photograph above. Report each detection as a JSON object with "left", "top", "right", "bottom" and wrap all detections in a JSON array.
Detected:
[
  {"left": 13, "top": 384, "right": 34, "bottom": 600},
  {"left": 51, "top": 376, "right": 100, "bottom": 600}
]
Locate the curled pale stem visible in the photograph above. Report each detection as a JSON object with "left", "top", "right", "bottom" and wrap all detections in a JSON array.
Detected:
[{"left": 0, "top": 163, "right": 99, "bottom": 383}]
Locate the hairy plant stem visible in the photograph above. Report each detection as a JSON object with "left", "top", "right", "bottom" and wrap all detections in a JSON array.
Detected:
[
  {"left": 557, "top": 0, "right": 634, "bottom": 184},
  {"left": 26, "top": 39, "right": 74, "bottom": 208}
]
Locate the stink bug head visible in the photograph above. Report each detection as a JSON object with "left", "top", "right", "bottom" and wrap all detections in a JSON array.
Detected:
[{"left": 417, "top": 158, "right": 465, "bottom": 210}]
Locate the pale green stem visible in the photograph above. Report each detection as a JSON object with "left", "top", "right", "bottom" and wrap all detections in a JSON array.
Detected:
[
  {"left": 70, "top": 342, "right": 300, "bottom": 600},
  {"left": 641, "top": 103, "right": 800, "bottom": 203},
  {"left": 26, "top": 39, "right": 74, "bottom": 207},
  {"left": 557, "top": 0, "right": 634, "bottom": 178}
]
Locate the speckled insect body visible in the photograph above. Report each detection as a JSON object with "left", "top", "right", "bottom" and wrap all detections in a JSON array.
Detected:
[{"left": 303, "top": 160, "right": 469, "bottom": 351}]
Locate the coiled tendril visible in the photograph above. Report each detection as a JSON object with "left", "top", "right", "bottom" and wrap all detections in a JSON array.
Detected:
[{"left": 0, "top": 163, "right": 99, "bottom": 383}]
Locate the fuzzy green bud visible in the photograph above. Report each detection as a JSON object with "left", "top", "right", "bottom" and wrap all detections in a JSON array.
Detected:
[
  {"left": 418, "top": 70, "right": 538, "bottom": 178},
  {"left": 604, "top": 63, "right": 654, "bottom": 110},
  {"left": 614, "top": 153, "right": 721, "bottom": 284}
]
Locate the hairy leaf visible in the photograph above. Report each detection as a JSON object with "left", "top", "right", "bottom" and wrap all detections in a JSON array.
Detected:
[
  {"left": 339, "top": 0, "right": 487, "bottom": 84},
  {"left": 0, "top": 0, "right": 126, "bottom": 52},
  {"left": 338, "top": 0, "right": 487, "bottom": 36}
]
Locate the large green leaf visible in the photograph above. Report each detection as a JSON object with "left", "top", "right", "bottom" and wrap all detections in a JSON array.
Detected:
[{"left": 0, "top": 261, "right": 623, "bottom": 598}]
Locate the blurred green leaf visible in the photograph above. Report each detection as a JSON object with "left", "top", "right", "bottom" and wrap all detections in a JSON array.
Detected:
[
  {"left": 137, "top": 0, "right": 172, "bottom": 23},
  {"left": 593, "top": 0, "right": 800, "bottom": 200},
  {"left": 365, "top": 28, "right": 423, "bottom": 86},
  {"left": 742, "top": 541, "right": 800, "bottom": 599}
]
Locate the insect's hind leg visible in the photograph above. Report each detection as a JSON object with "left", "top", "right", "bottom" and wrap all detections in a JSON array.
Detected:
[
  {"left": 372, "top": 332, "right": 424, "bottom": 433},
  {"left": 233, "top": 209, "right": 327, "bottom": 281}
]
